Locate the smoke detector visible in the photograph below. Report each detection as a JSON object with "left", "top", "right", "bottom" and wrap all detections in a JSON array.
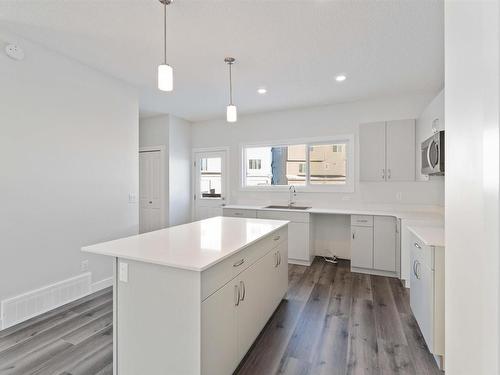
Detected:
[{"left": 5, "top": 44, "right": 24, "bottom": 61}]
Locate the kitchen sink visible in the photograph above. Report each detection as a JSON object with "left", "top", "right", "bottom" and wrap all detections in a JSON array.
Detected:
[{"left": 265, "top": 205, "right": 311, "bottom": 210}]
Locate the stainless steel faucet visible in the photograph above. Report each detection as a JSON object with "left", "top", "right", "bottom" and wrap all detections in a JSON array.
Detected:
[{"left": 288, "top": 185, "right": 296, "bottom": 207}]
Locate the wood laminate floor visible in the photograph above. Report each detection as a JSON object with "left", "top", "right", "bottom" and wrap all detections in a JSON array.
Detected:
[{"left": 0, "top": 258, "right": 442, "bottom": 375}]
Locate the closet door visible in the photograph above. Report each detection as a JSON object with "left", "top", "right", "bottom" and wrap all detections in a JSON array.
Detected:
[
  {"left": 359, "top": 122, "right": 387, "bottom": 181},
  {"left": 386, "top": 119, "right": 415, "bottom": 181}
]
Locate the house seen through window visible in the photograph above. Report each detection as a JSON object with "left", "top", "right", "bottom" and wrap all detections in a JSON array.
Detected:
[{"left": 243, "top": 141, "right": 348, "bottom": 188}]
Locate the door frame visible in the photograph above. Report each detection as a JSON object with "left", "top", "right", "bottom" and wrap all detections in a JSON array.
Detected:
[
  {"left": 191, "top": 146, "right": 230, "bottom": 221},
  {"left": 139, "top": 145, "right": 167, "bottom": 229}
]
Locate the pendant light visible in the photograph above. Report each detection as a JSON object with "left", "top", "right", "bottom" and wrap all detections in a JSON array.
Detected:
[
  {"left": 158, "top": 0, "right": 173, "bottom": 92},
  {"left": 225, "top": 57, "right": 237, "bottom": 123}
]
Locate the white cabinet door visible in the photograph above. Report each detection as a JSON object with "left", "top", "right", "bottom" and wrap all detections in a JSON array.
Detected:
[
  {"left": 201, "top": 280, "right": 238, "bottom": 375},
  {"left": 359, "top": 122, "right": 386, "bottom": 181},
  {"left": 236, "top": 256, "right": 268, "bottom": 361},
  {"left": 410, "top": 248, "right": 435, "bottom": 352},
  {"left": 386, "top": 119, "right": 415, "bottom": 181},
  {"left": 288, "top": 222, "right": 310, "bottom": 262},
  {"left": 373, "top": 216, "right": 397, "bottom": 272},
  {"left": 351, "top": 226, "right": 373, "bottom": 269}
]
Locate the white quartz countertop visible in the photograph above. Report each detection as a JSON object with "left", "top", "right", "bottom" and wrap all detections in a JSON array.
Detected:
[
  {"left": 223, "top": 204, "right": 444, "bottom": 221},
  {"left": 407, "top": 226, "right": 445, "bottom": 247},
  {"left": 82, "top": 216, "right": 289, "bottom": 271}
]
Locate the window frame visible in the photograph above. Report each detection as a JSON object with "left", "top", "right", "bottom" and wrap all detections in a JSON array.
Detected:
[{"left": 239, "top": 134, "right": 355, "bottom": 192}]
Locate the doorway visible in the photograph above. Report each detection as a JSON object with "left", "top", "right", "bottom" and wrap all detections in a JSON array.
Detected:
[
  {"left": 193, "top": 149, "right": 228, "bottom": 220},
  {"left": 139, "top": 147, "right": 165, "bottom": 233}
]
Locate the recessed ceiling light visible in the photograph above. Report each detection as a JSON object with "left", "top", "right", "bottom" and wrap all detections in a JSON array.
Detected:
[
  {"left": 257, "top": 88, "right": 267, "bottom": 94},
  {"left": 335, "top": 74, "right": 347, "bottom": 82}
]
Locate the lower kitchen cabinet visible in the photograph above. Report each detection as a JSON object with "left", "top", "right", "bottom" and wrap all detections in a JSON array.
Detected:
[
  {"left": 201, "top": 236, "right": 288, "bottom": 375},
  {"left": 256, "top": 210, "right": 312, "bottom": 265},
  {"left": 201, "top": 280, "right": 238, "bottom": 375},
  {"left": 351, "top": 215, "right": 399, "bottom": 277},
  {"left": 409, "top": 233, "right": 445, "bottom": 369},
  {"left": 351, "top": 226, "right": 373, "bottom": 269}
]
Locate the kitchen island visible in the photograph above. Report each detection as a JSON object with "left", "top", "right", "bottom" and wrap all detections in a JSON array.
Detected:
[{"left": 82, "top": 216, "right": 289, "bottom": 375}]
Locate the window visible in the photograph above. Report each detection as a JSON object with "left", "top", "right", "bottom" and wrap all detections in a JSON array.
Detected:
[
  {"left": 200, "top": 157, "right": 222, "bottom": 198},
  {"left": 309, "top": 143, "right": 347, "bottom": 185},
  {"left": 242, "top": 136, "right": 353, "bottom": 191},
  {"left": 243, "top": 145, "right": 306, "bottom": 187},
  {"left": 248, "top": 159, "right": 262, "bottom": 170}
]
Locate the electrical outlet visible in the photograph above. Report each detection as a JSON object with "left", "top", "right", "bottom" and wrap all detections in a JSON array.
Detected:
[
  {"left": 81, "top": 260, "right": 89, "bottom": 272},
  {"left": 396, "top": 192, "right": 403, "bottom": 201}
]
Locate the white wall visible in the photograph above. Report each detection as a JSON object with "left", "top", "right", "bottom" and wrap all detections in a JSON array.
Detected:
[
  {"left": 0, "top": 31, "right": 139, "bottom": 307},
  {"left": 139, "top": 114, "right": 192, "bottom": 227},
  {"left": 416, "top": 89, "right": 445, "bottom": 181},
  {"left": 445, "top": 2, "right": 499, "bottom": 374},
  {"left": 192, "top": 94, "right": 444, "bottom": 259},
  {"left": 168, "top": 115, "right": 192, "bottom": 226}
]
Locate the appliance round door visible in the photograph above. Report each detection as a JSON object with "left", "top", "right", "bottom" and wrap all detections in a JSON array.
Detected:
[{"left": 427, "top": 140, "right": 440, "bottom": 168}]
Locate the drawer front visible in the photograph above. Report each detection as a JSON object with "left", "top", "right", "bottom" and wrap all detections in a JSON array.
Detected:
[
  {"left": 223, "top": 208, "right": 257, "bottom": 218},
  {"left": 351, "top": 215, "right": 374, "bottom": 227},
  {"left": 201, "top": 226, "right": 287, "bottom": 300},
  {"left": 257, "top": 210, "right": 310, "bottom": 223}
]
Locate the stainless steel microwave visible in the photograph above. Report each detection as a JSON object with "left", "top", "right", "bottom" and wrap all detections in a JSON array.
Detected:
[{"left": 421, "top": 131, "right": 445, "bottom": 175}]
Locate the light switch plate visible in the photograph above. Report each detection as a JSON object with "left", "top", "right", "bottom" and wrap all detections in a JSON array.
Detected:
[{"left": 119, "top": 262, "right": 128, "bottom": 282}]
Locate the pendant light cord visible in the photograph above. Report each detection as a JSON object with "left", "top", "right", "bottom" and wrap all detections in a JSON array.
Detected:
[
  {"left": 163, "top": 2, "right": 167, "bottom": 64},
  {"left": 229, "top": 63, "right": 233, "bottom": 105}
]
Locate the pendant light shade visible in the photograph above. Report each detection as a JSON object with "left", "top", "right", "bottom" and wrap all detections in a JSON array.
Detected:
[
  {"left": 158, "top": 64, "right": 173, "bottom": 91},
  {"left": 225, "top": 57, "right": 237, "bottom": 123},
  {"left": 158, "top": 0, "right": 173, "bottom": 92},
  {"left": 226, "top": 105, "right": 237, "bottom": 123}
]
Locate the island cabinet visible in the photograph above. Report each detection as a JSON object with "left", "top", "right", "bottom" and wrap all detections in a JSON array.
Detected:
[
  {"left": 82, "top": 217, "right": 288, "bottom": 375},
  {"left": 202, "top": 240, "right": 288, "bottom": 375}
]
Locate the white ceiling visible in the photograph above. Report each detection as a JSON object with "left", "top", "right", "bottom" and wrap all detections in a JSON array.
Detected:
[{"left": 0, "top": 0, "right": 444, "bottom": 122}]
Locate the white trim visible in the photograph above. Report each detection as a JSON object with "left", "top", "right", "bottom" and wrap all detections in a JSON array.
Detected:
[
  {"left": 91, "top": 277, "right": 113, "bottom": 293},
  {"left": 191, "top": 147, "right": 230, "bottom": 221},
  {"left": 139, "top": 145, "right": 167, "bottom": 228},
  {"left": 288, "top": 259, "right": 313, "bottom": 266},
  {"left": 239, "top": 134, "right": 355, "bottom": 193}
]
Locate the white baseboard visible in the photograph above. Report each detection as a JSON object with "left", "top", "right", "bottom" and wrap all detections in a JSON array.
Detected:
[
  {"left": 1, "top": 272, "right": 91, "bottom": 330},
  {"left": 288, "top": 259, "right": 312, "bottom": 266},
  {"left": 91, "top": 277, "right": 113, "bottom": 293}
]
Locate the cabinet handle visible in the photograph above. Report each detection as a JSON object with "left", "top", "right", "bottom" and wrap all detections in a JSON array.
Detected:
[
  {"left": 352, "top": 232, "right": 355, "bottom": 240},
  {"left": 414, "top": 242, "right": 421, "bottom": 249},
  {"left": 415, "top": 261, "right": 421, "bottom": 280},
  {"left": 357, "top": 219, "right": 368, "bottom": 223},
  {"left": 234, "top": 285, "right": 240, "bottom": 306},
  {"left": 387, "top": 169, "right": 391, "bottom": 179},
  {"left": 382, "top": 169, "right": 386, "bottom": 180},
  {"left": 233, "top": 259, "right": 245, "bottom": 267},
  {"left": 240, "top": 281, "right": 246, "bottom": 301},
  {"left": 274, "top": 252, "right": 278, "bottom": 267},
  {"left": 278, "top": 252, "right": 281, "bottom": 266},
  {"left": 273, "top": 235, "right": 281, "bottom": 241},
  {"left": 234, "top": 213, "right": 242, "bottom": 216}
]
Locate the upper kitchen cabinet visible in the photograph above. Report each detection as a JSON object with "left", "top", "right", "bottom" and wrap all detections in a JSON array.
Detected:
[
  {"left": 359, "top": 122, "right": 386, "bottom": 181},
  {"left": 359, "top": 119, "right": 415, "bottom": 182}
]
